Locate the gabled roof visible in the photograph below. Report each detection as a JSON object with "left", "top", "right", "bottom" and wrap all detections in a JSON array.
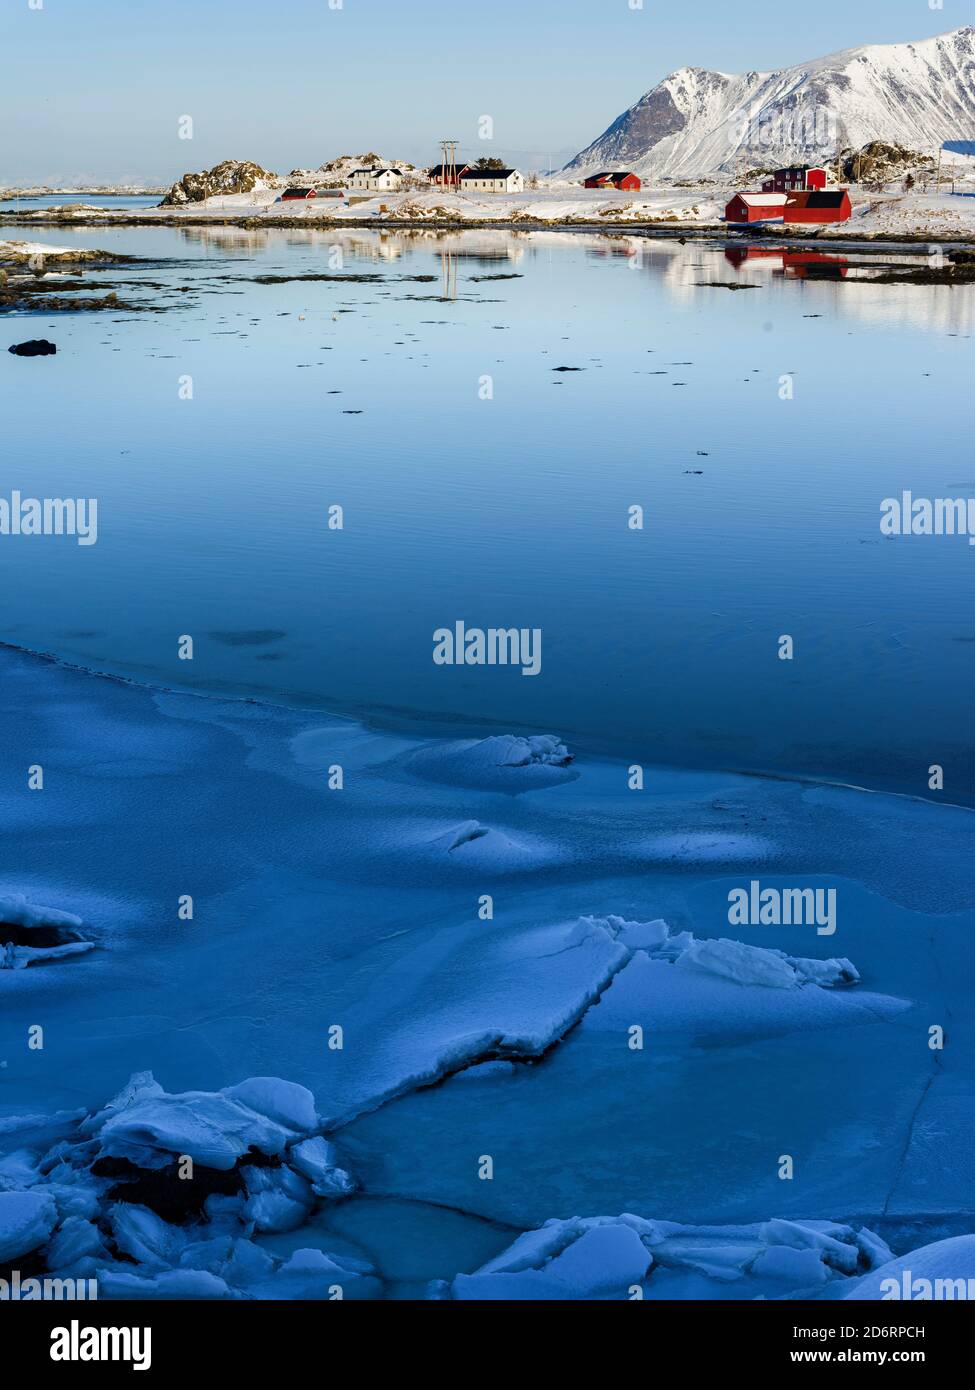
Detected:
[
  {"left": 588, "top": 171, "right": 638, "bottom": 181},
  {"left": 459, "top": 168, "right": 518, "bottom": 180},
  {"left": 786, "top": 190, "right": 848, "bottom": 208},
  {"left": 734, "top": 192, "right": 788, "bottom": 205}
]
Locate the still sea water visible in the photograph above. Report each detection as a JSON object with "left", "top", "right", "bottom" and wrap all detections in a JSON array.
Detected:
[{"left": 1, "top": 223, "right": 972, "bottom": 794}]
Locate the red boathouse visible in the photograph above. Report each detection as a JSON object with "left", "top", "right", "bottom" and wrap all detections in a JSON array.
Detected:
[
  {"left": 584, "top": 171, "right": 642, "bottom": 191},
  {"left": 783, "top": 189, "right": 852, "bottom": 223},
  {"left": 724, "top": 192, "right": 787, "bottom": 224}
]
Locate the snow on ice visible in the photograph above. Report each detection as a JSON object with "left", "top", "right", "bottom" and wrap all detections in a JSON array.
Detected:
[{"left": 449, "top": 1213, "right": 897, "bottom": 1301}]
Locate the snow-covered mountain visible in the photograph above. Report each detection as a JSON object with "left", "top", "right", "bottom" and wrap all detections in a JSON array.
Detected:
[{"left": 564, "top": 27, "right": 975, "bottom": 180}]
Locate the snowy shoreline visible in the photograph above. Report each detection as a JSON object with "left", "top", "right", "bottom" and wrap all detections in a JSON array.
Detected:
[
  {"left": 4, "top": 214, "right": 975, "bottom": 251},
  {"left": 5, "top": 183, "right": 975, "bottom": 246}
]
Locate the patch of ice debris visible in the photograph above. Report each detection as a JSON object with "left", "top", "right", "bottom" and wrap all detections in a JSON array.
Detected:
[
  {"left": 573, "top": 916, "right": 905, "bottom": 1038},
  {"left": 0, "top": 1073, "right": 377, "bottom": 1300},
  {"left": 401, "top": 734, "right": 577, "bottom": 792},
  {"left": 590, "top": 916, "right": 859, "bottom": 988},
  {"left": 447, "top": 1214, "right": 901, "bottom": 1300},
  {"left": 0, "top": 893, "right": 94, "bottom": 970},
  {"left": 0, "top": 1190, "right": 59, "bottom": 1262}
]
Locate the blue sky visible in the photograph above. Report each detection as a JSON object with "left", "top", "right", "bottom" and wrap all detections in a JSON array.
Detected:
[{"left": 0, "top": 0, "right": 962, "bottom": 184}]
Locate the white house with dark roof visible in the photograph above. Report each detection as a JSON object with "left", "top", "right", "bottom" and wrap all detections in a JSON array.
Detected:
[
  {"left": 458, "top": 168, "right": 524, "bottom": 193},
  {"left": 348, "top": 167, "right": 404, "bottom": 192}
]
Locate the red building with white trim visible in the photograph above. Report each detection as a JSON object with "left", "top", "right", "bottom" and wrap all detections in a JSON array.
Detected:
[
  {"left": 761, "top": 165, "right": 828, "bottom": 193},
  {"left": 583, "top": 171, "right": 642, "bottom": 191},
  {"left": 725, "top": 192, "right": 787, "bottom": 224}
]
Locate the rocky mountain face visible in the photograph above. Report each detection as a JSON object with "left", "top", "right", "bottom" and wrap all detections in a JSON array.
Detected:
[
  {"left": 564, "top": 26, "right": 975, "bottom": 180},
  {"left": 161, "top": 160, "right": 280, "bottom": 206}
]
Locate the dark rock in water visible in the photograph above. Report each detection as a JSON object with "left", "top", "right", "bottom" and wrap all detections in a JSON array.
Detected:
[{"left": 8, "top": 339, "right": 57, "bottom": 357}]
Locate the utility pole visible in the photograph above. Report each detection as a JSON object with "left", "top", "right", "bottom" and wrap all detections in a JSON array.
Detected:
[{"left": 439, "top": 139, "right": 460, "bottom": 189}]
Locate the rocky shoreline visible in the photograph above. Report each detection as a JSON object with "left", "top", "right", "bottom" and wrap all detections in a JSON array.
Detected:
[{"left": 0, "top": 242, "right": 150, "bottom": 313}]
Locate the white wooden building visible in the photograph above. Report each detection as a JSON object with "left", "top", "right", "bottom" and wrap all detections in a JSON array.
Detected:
[
  {"left": 348, "top": 168, "right": 404, "bottom": 192},
  {"left": 458, "top": 168, "right": 524, "bottom": 194}
]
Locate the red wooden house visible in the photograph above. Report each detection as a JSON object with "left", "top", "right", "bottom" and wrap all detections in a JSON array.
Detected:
[
  {"left": 783, "top": 189, "right": 852, "bottom": 223},
  {"left": 724, "top": 192, "right": 787, "bottom": 224},
  {"left": 429, "top": 163, "right": 471, "bottom": 187},
  {"left": 584, "top": 171, "right": 642, "bottom": 191},
  {"left": 280, "top": 187, "right": 317, "bottom": 200},
  {"left": 761, "top": 165, "right": 828, "bottom": 193}
]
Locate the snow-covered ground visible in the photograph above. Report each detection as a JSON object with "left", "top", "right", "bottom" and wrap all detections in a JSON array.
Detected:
[
  {"left": 2, "top": 645, "right": 975, "bottom": 1298},
  {"left": 9, "top": 182, "right": 975, "bottom": 241},
  {"left": 843, "top": 189, "right": 975, "bottom": 238}
]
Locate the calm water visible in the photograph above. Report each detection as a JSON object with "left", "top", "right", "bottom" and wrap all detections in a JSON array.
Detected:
[{"left": 2, "top": 224, "right": 973, "bottom": 794}]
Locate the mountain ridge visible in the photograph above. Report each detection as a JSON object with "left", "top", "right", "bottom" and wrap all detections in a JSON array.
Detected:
[{"left": 564, "top": 27, "right": 975, "bottom": 180}]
